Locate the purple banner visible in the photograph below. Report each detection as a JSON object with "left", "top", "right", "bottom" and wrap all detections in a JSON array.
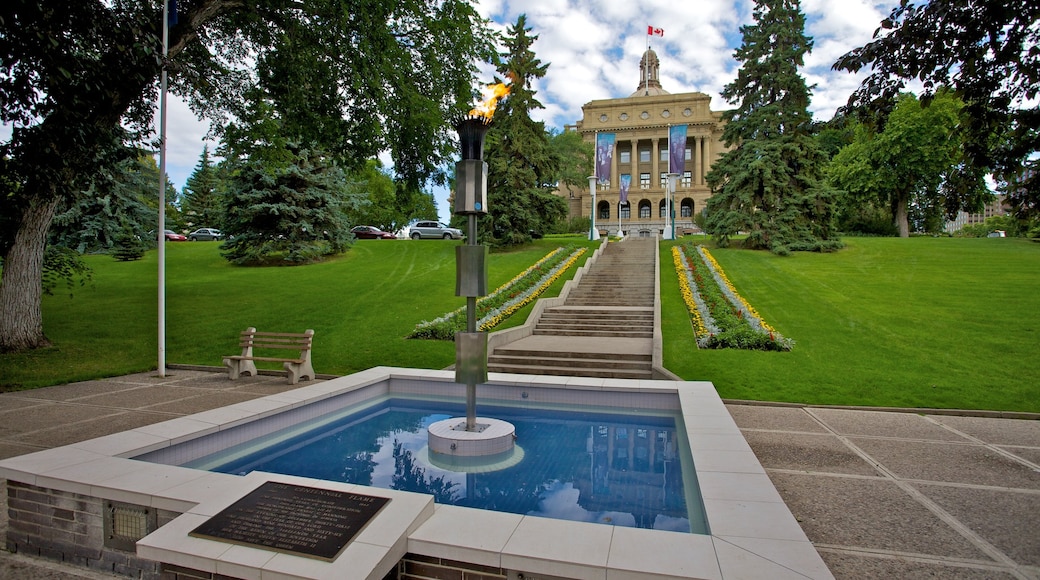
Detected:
[
  {"left": 596, "top": 133, "right": 615, "bottom": 185},
  {"left": 619, "top": 174, "right": 631, "bottom": 205},
  {"left": 669, "top": 124, "right": 687, "bottom": 175}
]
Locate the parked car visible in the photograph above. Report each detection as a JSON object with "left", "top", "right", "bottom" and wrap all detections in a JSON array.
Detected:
[
  {"left": 350, "top": 225, "right": 396, "bottom": 240},
  {"left": 188, "top": 228, "right": 223, "bottom": 241},
  {"left": 164, "top": 229, "right": 187, "bottom": 242},
  {"left": 408, "top": 220, "right": 464, "bottom": 240}
]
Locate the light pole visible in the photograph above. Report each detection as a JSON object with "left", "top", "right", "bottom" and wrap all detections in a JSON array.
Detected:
[
  {"left": 588, "top": 175, "right": 600, "bottom": 240},
  {"left": 666, "top": 173, "right": 679, "bottom": 240}
]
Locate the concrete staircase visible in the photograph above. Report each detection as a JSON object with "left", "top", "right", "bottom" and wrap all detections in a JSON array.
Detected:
[{"left": 487, "top": 237, "right": 658, "bottom": 379}]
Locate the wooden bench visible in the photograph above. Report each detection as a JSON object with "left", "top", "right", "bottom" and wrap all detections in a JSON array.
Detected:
[{"left": 223, "top": 327, "right": 315, "bottom": 385}]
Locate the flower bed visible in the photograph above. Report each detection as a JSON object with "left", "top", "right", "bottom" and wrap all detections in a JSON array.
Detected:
[
  {"left": 673, "top": 243, "right": 793, "bottom": 351},
  {"left": 409, "top": 246, "right": 587, "bottom": 340}
]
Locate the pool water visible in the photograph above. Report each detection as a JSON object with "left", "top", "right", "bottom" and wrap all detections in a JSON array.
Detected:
[{"left": 179, "top": 397, "right": 705, "bottom": 533}]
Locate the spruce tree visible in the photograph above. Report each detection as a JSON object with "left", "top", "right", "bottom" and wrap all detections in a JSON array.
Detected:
[
  {"left": 181, "top": 146, "right": 225, "bottom": 230},
  {"left": 704, "top": 0, "right": 840, "bottom": 254},
  {"left": 482, "top": 15, "right": 568, "bottom": 245}
]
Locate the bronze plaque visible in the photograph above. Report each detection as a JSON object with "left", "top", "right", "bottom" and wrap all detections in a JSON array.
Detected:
[{"left": 190, "top": 481, "right": 389, "bottom": 561}]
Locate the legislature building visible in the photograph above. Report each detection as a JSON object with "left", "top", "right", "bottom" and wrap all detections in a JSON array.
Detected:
[{"left": 563, "top": 48, "right": 731, "bottom": 238}]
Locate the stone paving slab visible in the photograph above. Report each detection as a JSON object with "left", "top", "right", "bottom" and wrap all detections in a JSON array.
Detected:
[
  {"left": 930, "top": 414, "right": 1040, "bottom": 447},
  {"left": 810, "top": 408, "right": 974, "bottom": 442},
  {"left": 849, "top": 437, "right": 1040, "bottom": 489},
  {"left": 767, "top": 472, "right": 992, "bottom": 560},
  {"left": 741, "top": 430, "right": 883, "bottom": 476},
  {"left": 914, "top": 484, "right": 1040, "bottom": 567}
]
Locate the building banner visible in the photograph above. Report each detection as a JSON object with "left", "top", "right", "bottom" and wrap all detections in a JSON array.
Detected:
[
  {"left": 669, "top": 124, "right": 687, "bottom": 175},
  {"left": 596, "top": 132, "right": 615, "bottom": 185},
  {"left": 619, "top": 173, "right": 631, "bottom": 205}
]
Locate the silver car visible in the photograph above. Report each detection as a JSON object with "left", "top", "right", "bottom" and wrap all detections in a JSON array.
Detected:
[
  {"left": 188, "top": 228, "right": 223, "bottom": 241},
  {"left": 408, "top": 220, "right": 464, "bottom": 240}
]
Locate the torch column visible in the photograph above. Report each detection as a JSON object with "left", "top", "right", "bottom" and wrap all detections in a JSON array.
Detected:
[{"left": 454, "top": 115, "right": 492, "bottom": 432}]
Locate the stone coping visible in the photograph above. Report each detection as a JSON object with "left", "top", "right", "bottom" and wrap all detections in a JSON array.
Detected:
[{"left": 0, "top": 367, "right": 832, "bottom": 580}]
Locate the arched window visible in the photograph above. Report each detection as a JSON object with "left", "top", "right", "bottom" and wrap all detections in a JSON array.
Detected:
[
  {"left": 681, "top": 198, "right": 694, "bottom": 218},
  {"left": 597, "top": 200, "right": 610, "bottom": 220},
  {"left": 659, "top": 199, "right": 668, "bottom": 218},
  {"left": 620, "top": 202, "right": 631, "bottom": 219},
  {"left": 638, "top": 200, "right": 651, "bottom": 219}
]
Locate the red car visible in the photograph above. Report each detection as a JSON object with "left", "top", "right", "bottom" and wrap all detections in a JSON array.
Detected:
[
  {"left": 351, "top": 225, "right": 396, "bottom": 240},
  {"left": 164, "top": 229, "right": 187, "bottom": 241}
]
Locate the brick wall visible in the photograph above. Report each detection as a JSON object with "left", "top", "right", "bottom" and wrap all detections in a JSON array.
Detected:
[{"left": 5, "top": 481, "right": 171, "bottom": 579}]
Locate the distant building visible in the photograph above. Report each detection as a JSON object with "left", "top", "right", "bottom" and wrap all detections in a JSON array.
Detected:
[
  {"left": 560, "top": 48, "right": 732, "bottom": 238},
  {"left": 945, "top": 194, "right": 1009, "bottom": 233}
]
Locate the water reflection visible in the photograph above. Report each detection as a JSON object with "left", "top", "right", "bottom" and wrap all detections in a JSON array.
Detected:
[{"left": 203, "top": 399, "right": 698, "bottom": 532}]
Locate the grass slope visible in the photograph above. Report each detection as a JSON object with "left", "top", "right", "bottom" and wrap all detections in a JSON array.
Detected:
[
  {"left": 2, "top": 236, "right": 1037, "bottom": 413},
  {"left": 661, "top": 237, "right": 1040, "bottom": 412},
  {"left": 0, "top": 238, "right": 594, "bottom": 390}
]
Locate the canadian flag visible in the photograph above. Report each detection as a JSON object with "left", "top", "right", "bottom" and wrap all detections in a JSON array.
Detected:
[{"left": 648, "top": 26, "right": 664, "bottom": 37}]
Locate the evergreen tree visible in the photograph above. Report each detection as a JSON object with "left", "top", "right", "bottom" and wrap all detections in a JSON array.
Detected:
[
  {"left": 704, "top": 0, "right": 840, "bottom": 254},
  {"left": 49, "top": 153, "right": 173, "bottom": 253},
  {"left": 181, "top": 145, "right": 225, "bottom": 230},
  {"left": 482, "top": 15, "right": 568, "bottom": 245},
  {"left": 220, "top": 143, "right": 363, "bottom": 265}
]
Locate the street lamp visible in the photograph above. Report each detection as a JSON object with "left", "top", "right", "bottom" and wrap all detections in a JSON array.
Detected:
[
  {"left": 666, "top": 173, "right": 679, "bottom": 240},
  {"left": 588, "top": 175, "right": 600, "bottom": 241}
]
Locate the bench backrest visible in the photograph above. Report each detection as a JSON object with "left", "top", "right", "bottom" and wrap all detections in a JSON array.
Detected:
[{"left": 239, "top": 328, "right": 314, "bottom": 352}]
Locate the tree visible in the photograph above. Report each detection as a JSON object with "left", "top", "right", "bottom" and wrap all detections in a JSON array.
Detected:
[
  {"left": 180, "top": 145, "right": 224, "bottom": 230},
  {"left": 703, "top": 0, "right": 840, "bottom": 254},
  {"left": 548, "top": 128, "right": 594, "bottom": 191},
  {"left": 828, "top": 91, "right": 989, "bottom": 237},
  {"left": 220, "top": 144, "right": 362, "bottom": 265},
  {"left": 834, "top": 0, "right": 1039, "bottom": 218},
  {"left": 0, "top": 1, "right": 494, "bottom": 351},
  {"left": 482, "top": 15, "right": 568, "bottom": 245},
  {"left": 344, "top": 159, "right": 399, "bottom": 232},
  {"left": 49, "top": 152, "right": 175, "bottom": 253}
]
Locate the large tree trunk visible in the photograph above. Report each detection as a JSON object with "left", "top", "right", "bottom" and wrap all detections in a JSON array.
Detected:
[
  {"left": 893, "top": 191, "right": 910, "bottom": 238},
  {"left": 0, "top": 193, "right": 62, "bottom": 352}
]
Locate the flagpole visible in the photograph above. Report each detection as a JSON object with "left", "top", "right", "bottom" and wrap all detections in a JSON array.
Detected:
[{"left": 157, "top": 1, "right": 170, "bottom": 377}]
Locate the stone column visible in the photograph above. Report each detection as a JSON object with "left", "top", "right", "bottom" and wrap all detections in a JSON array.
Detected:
[
  {"left": 693, "top": 135, "right": 701, "bottom": 186},
  {"left": 651, "top": 137, "right": 659, "bottom": 190}
]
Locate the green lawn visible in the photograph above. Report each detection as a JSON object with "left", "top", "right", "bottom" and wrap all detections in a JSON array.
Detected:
[
  {"left": 2, "top": 236, "right": 1038, "bottom": 413},
  {"left": 0, "top": 237, "right": 596, "bottom": 390},
  {"left": 661, "top": 237, "right": 1040, "bottom": 412}
]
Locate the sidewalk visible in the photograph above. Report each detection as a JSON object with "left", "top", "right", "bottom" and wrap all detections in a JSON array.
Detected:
[{"left": 1, "top": 368, "right": 1038, "bottom": 579}]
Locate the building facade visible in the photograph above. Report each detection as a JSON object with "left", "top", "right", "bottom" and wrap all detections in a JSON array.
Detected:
[{"left": 563, "top": 48, "right": 731, "bottom": 237}]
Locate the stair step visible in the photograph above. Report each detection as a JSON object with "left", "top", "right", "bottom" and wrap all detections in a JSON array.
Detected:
[
  {"left": 487, "top": 363, "right": 652, "bottom": 380},
  {"left": 488, "top": 354, "right": 651, "bottom": 371},
  {"left": 532, "top": 329, "right": 654, "bottom": 338},
  {"left": 493, "top": 348, "right": 651, "bottom": 362}
]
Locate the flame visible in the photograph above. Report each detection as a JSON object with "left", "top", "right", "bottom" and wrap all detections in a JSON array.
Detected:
[{"left": 468, "top": 81, "right": 511, "bottom": 119}]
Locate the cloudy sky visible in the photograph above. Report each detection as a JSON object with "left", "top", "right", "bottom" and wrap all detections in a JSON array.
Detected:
[{"left": 5, "top": 1, "right": 898, "bottom": 223}]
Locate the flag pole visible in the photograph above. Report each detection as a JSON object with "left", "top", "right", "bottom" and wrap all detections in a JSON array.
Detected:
[{"left": 157, "top": 1, "right": 170, "bottom": 377}]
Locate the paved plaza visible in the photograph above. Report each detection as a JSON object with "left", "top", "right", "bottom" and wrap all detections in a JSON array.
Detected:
[{"left": 1, "top": 368, "right": 1037, "bottom": 579}]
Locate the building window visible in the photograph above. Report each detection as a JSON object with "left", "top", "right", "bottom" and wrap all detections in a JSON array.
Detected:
[
  {"left": 598, "top": 200, "right": 610, "bottom": 220},
  {"left": 681, "top": 198, "right": 694, "bottom": 217},
  {"left": 620, "top": 203, "right": 631, "bottom": 218},
  {"left": 660, "top": 199, "right": 669, "bottom": 219},
  {"left": 682, "top": 171, "right": 692, "bottom": 187},
  {"left": 660, "top": 172, "right": 668, "bottom": 187},
  {"left": 685, "top": 147, "right": 692, "bottom": 161},
  {"left": 639, "top": 173, "right": 650, "bottom": 189},
  {"left": 639, "top": 149, "right": 650, "bottom": 163},
  {"left": 639, "top": 200, "right": 651, "bottom": 219},
  {"left": 620, "top": 150, "right": 631, "bottom": 164},
  {"left": 659, "top": 148, "right": 668, "bottom": 162}
]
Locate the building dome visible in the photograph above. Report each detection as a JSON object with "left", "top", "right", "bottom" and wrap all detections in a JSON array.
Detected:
[{"left": 630, "top": 48, "right": 669, "bottom": 97}]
